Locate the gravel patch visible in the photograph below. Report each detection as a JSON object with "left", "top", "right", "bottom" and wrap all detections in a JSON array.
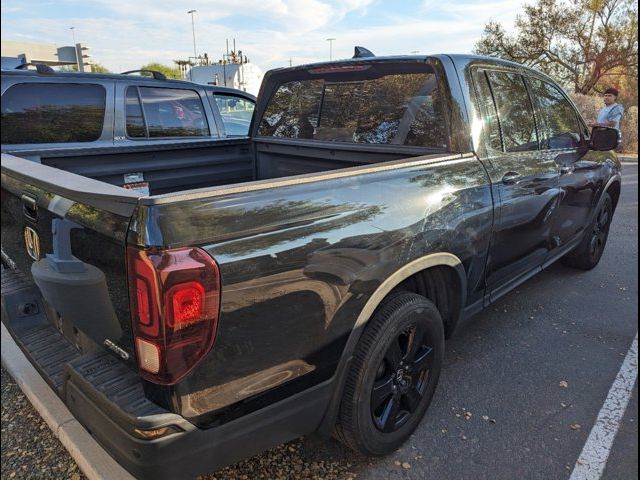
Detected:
[
  {"left": 200, "top": 436, "right": 363, "bottom": 480},
  {"left": 1, "top": 364, "right": 362, "bottom": 479},
  {"left": 1, "top": 366, "right": 85, "bottom": 480}
]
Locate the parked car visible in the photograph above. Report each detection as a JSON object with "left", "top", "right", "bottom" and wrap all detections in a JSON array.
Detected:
[
  {"left": 1, "top": 53, "right": 621, "bottom": 479},
  {"left": 1, "top": 66, "right": 255, "bottom": 195}
]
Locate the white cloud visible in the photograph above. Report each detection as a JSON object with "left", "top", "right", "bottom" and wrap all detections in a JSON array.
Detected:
[{"left": 1, "top": 0, "right": 524, "bottom": 72}]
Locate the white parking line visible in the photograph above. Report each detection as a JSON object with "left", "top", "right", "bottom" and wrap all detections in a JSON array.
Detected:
[{"left": 569, "top": 333, "right": 638, "bottom": 480}]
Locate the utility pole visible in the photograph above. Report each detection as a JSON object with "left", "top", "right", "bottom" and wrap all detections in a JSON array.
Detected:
[{"left": 326, "top": 38, "right": 336, "bottom": 61}]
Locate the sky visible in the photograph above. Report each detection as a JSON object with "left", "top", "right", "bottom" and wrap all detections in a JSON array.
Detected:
[{"left": 1, "top": 0, "right": 524, "bottom": 73}]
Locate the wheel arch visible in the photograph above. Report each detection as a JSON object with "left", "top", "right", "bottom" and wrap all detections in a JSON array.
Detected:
[
  {"left": 317, "top": 252, "right": 467, "bottom": 436},
  {"left": 605, "top": 176, "right": 621, "bottom": 212}
]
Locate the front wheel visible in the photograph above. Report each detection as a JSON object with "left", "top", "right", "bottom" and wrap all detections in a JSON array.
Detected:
[
  {"left": 562, "top": 192, "right": 613, "bottom": 270},
  {"left": 334, "top": 292, "right": 444, "bottom": 456}
]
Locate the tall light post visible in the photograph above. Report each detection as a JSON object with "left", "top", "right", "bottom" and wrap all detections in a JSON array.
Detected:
[
  {"left": 70, "top": 26, "right": 80, "bottom": 70},
  {"left": 326, "top": 38, "right": 336, "bottom": 61},
  {"left": 187, "top": 10, "right": 197, "bottom": 61}
]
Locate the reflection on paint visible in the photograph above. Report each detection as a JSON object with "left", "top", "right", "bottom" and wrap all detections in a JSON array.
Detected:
[
  {"left": 184, "top": 359, "right": 315, "bottom": 415},
  {"left": 471, "top": 115, "right": 484, "bottom": 152},
  {"left": 424, "top": 185, "right": 456, "bottom": 209}
]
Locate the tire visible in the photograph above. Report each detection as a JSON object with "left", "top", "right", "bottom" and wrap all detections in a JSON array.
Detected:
[
  {"left": 562, "top": 192, "right": 614, "bottom": 270},
  {"left": 334, "top": 292, "right": 444, "bottom": 456}
]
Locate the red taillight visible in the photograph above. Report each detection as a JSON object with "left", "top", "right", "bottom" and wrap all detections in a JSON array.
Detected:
[
  {"left": 127, "top": 246, "right": 221, "bottom": 385},
  {"left": 165, "top": 281, "right": 205, "bottom": 328}
]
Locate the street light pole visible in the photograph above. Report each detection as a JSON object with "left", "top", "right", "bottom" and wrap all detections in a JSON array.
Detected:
[
  {"left": 326, "top": 38, "right": 336, "bottom": 61},
  {"left": 70, "top": 26, "right": 80, "bottom": 70},
  {"left": 187, "top": 10, "right": 197, "bottom": 61}
]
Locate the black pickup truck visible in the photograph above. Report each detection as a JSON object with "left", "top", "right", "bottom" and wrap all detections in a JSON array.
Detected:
[{"left": 1, "top": 53, "right": 622, "bottom": 479}]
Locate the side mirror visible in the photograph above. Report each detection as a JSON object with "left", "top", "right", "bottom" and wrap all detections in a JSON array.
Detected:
[{"left": 590, "top": 126, "right": 620, "bottom": 151}]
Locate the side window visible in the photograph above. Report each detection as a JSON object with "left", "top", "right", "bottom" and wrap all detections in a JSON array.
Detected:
[
  {"left": 131, "top": 87, "right": 210, "bottom": 138},
  {"left": 528, "top": 78, "right": 582, "bottom": 150},
  {"left": 125, "top": 88, "right": 146, "bottom": 138},
  {"left": 473, "top": 70, "right": 503, "bottom": 152},
  {"left": 213, "top": 94, "right": 255, "bottom": 136},
  {"left": 1, "top": 83, "right": 106, "bottom": 144},
  {"left": 486, "top": 71, "right": 539, "bottom": 152}
]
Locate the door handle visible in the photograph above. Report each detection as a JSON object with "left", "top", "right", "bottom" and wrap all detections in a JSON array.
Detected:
[{"left": 502, "top": 172, "right": 522, "bottom": 185}]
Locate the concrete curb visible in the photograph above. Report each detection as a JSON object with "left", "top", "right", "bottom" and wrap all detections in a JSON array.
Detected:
[{"left": 1, "top": 322, "right": 134, "bottom": 480}]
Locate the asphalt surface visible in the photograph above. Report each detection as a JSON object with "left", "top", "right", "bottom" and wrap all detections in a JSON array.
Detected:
[{"left": 1, "top": 164, "right": 637, "bottom": 480}]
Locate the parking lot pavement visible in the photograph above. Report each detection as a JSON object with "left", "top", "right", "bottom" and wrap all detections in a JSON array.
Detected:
[{"left": 1, "top": 165, "right": 637, "bottom": 480}]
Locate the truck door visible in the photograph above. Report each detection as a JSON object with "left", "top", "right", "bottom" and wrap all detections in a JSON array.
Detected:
[
  {"left": 472, "top": 68, "right": 562, "bottom": 303},
  {"left": 525, "top": 76, "right": 600, "bottom": 256}
]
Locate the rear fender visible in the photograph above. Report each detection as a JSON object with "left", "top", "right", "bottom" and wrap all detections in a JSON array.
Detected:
[{"left": 317, "top": 252, "right": 466, "bottom": 436}]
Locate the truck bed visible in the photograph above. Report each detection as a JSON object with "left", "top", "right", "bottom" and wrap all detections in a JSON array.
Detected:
[{"left": 8, "top": 137, "right": 437, "bottom": 196}]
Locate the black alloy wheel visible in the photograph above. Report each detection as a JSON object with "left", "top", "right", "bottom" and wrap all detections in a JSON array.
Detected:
[
  {"left": 335, "top": 292, "right": 444, "bottom": 456},
  {"left": 371, "top": 324, "right": 433, "bottom": 433},
  {"left": 589, "top": 195, "right": 613, "bottom": 263},
  {"left": 563, "top": 192, "right": 614, "bottom": 270}
]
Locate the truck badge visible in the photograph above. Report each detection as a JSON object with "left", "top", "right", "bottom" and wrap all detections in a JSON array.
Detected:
[
  {"left": 104, "top": 339, "right": 131, "bottom": 360},
  {"left": 24, "top": 226, "right": 41, "bottom": 261}
]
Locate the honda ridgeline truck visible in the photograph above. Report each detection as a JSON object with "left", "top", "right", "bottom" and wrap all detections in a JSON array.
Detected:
[{"left": 1, "top": 52, "right": 622, "bottom": 479}]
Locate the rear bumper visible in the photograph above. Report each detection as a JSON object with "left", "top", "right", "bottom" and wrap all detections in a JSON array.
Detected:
[{"left": 1, "top": 267, "right": 333, "bottom": 479}]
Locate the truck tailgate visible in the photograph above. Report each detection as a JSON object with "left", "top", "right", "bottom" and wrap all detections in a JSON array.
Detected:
[{"left": 1, "top": 153, "right": 140, "bottom": 365}]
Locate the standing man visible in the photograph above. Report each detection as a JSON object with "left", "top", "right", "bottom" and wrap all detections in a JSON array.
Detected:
[{"left": 591, "top": 88, "right": 625, "bottom": 131}]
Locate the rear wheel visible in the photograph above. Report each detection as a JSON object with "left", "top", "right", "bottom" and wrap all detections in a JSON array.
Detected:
[
  {"left": 562, "top": 192, "right": 613, "bottom": 270},
  {"left": 335, "top": 292, "right": 444, "bottom": 455}
]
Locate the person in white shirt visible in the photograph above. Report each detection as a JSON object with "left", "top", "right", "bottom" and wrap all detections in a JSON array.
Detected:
[{"left": 591, "top": 87, "right": 625, "bottom": 131}]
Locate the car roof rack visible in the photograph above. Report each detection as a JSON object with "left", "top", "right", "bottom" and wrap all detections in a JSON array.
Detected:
[
  {"left": 120, "top": 69, "right": 167, "bottom": 80},
  {"left": 15, "top": 63, "right": 55, "bottom": 74},
  {"left": 353, "top": 46, "right": 375, "bottom": 59}
]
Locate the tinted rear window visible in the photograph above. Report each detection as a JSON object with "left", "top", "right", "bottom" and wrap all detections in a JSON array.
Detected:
[
  {"left": 125, "top": 88, "right": 146, "bottom": 138},
  {"left": 134, "top": 87, "right": 210, "bottom": 138},
  {"left": 485, "top": 71, "right": 538, "bottom": 152},
  {"left": 1, "top": 83, "right": 106, "bottom": 144},
  {"left": 257, "top": 65, "right": 448, "bottom": 149}
]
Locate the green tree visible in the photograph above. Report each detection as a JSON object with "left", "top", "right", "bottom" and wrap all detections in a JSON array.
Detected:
[
  {"left": 139, "top": 62, "right": 183, "bottom": 79},
  {"left": 58, "top": 62, "right": 111, "bottom": 73},
  {"left": 474, "top": 0, "right": 638, "bottom": 95},
  {"left": 90, "top": 62, "right": 111, "bottom": 73}
]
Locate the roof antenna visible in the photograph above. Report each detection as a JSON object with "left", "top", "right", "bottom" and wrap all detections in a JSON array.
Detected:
[{"left": 353, "top": 46, "right": 375, "bottom": 58}]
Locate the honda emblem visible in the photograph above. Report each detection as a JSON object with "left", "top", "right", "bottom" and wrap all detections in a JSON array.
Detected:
[{"left": 24, "top": 226, "right": 41, "bottom": 261}]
